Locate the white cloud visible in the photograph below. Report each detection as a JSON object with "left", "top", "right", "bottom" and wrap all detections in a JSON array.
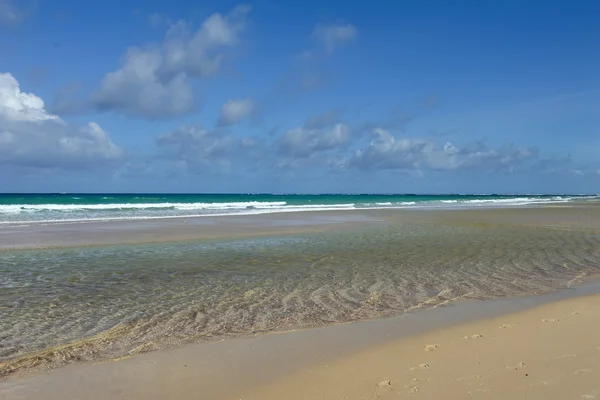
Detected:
[
  {"left": 93, "top": 48, "right": 195, "bottom": 118},
  {"left": 312, "top": 23, "right": 358, "bottom": 53},
  {"left": 156, "top": 120, "right": 351, "bottom": 173},
  {"left": 0, "top": 75, "right": 58, "bottom": 122},
  {"left": 0, "top": 73, "right": 122, "bottom": 168},
  {"left": 347, "top": 128, "right": 539, "bottom": 172},
  {"left": 279, "top": 123, "right": 350, "bottom": 158},
  {"left": 157, "top": 124, "right": 258, "bottom": 171},
  {"left": 92, "top": 5, "right": 250, "bottom": 118},
  {"left": 146, "top": 116, "right": 583, "bottom": 179},
  {"left": 218, "top": 98, "right": 255, "bottom": 126},
  {"left": 149, "top": 113, "right": 579, "bottom": 178}
]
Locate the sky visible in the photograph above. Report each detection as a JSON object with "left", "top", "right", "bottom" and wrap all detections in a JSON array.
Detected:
[{"left": 0, "top": 0, "right": 599, "bottom": 194}]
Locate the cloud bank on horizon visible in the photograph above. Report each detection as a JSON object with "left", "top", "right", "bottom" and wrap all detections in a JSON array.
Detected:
[{"left": 1, "top": 0, "right": 599, "bottom": 193}]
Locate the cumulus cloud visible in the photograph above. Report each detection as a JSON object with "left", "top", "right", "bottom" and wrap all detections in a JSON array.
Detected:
[
  {"left": 312, "top": 23, "right": 358, "bottom": 53},
  {"left": 92, "top": 5, "right": 250, "bottom": 119},
  {"left": 147, "top": 116, "right": 581, "bottom": 179},
  {"left": 218, "top": 98, "right": 254, "bottom": 126},
  {"left": 347, "top": 128, "right": 539, "bottom": 172},
  {"left": 0, "top": 73, "right": 122, "bottom": 168},
  {"left": 156, "top": 124, "right": 258, "bottom": 172},
  {"left": 145, "top": 98, "right": 586, "bottom": 179},
  {"left": 93, "top": 48, "right": 195, "bottom": 118},
  {"left": 271, "top": 111, "right": 351, "bottom": 169},
  {"left": 279, "top": 123, "right": 350, "bottom": 158},
  {"left": 155, "top": 117, "right": 351, "bottom": 173}
]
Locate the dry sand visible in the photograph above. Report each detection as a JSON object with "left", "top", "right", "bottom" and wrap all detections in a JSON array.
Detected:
[
  {"left": 241, "top": 294, "right": 600, "bottom": 400},
  {"left": 2, "top": 290, "right": 599, "bottom": 400}
]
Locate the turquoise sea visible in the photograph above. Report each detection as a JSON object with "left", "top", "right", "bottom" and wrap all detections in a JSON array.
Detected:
[{"left": 0, "top": 193, "right": 597, "bottom": 224}]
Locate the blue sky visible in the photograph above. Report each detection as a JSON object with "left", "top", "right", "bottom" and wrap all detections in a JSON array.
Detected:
[{"left": 0, "top": 0, "right": 599, "bottom": 193}]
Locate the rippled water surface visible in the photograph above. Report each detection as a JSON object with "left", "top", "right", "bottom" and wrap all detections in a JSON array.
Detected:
[{"left": 2, "top": 209, "right": 600, "bottom": 376}]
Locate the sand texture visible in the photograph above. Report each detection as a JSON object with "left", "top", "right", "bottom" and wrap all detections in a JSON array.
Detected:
[
  {"left": 2, "top": 292, "right": 599, "bottom": 400},
  {"left": 240, "top": 294, "right": 600, "bottom": 400}
]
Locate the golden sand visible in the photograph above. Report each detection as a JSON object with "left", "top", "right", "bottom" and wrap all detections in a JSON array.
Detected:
[{"left": 241, "top": 294, "right": 600, "bottom": 400}]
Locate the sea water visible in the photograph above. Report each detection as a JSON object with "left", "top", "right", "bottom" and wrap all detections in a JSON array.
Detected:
[{"left": 0, "top": 193, "right": 597, "bottom": 225}]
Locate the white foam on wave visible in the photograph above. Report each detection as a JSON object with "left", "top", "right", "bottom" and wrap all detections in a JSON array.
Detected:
[
  {"left": 0, "top": 201, "right": 289, "bottom": 214},
  {"left": 361, "top": 201, "right": 416, "bottom": 207},
  {"left": 0, "top": 204, "right": 364, "bottom": 225},
  {"left": 0, "top": 196, "right": 597, "bottom": 226},
  {"left": 459, "top": 196, "right": 570, "bottom": 206}
]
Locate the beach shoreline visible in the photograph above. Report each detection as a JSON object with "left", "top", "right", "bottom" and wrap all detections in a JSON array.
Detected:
[
  {"left": 2, "top": 281, "right": 599, "bottom": 400},
  {"left": 1, "top": 201, "right": 599, "bottom": 251},
  {"left": 0, "top": 209, "right": 386, "bottom": 250}
]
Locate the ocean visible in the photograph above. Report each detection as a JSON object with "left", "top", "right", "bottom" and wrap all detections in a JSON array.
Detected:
[{"left": 0, "top": 193, "right": 597, "bottom": 225}]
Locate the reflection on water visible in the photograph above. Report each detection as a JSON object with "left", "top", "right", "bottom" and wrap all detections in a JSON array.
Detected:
[{"left": 1, "top": 214, "right": 600, "bottom": 376}]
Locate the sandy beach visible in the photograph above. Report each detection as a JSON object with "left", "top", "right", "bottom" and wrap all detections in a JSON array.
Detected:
[
  {"left": 2, "top": 286, "right": 599, "bottom": 400},
  {"left": 241, "top": 292, "right": 600, "bottom": 400},
  {"left": 0, "top": 211, "right": 384, "bottom": 250}
]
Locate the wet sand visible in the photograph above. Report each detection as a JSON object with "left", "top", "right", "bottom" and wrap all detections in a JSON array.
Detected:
[
  {"left": 2, "top": 283, "right": 600, "bottom": 400},
  {"left": 2, "top": 202, "right": 600, "bottom": 250},
  {"left": 0, "top": 212, "right": 384, "bottom": 250}
]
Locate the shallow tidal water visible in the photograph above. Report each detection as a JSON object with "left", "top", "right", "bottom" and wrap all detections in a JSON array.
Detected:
[{"left": 2, "top": 208, "right": 600, "bottom": 376}]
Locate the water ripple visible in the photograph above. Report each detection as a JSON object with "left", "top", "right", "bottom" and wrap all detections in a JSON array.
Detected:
[{"left": 1, "top": 214, "right": 600, "bottom": 376}]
